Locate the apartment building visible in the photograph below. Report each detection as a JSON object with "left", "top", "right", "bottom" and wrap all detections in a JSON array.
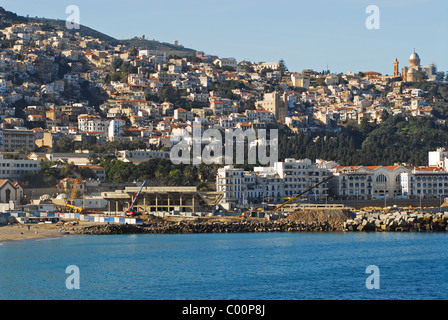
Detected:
[
  {"left": 0, "top": 154, "right": 40, "bottom": 179},
  {"left": 216, "top": 158, "right": 331, "bottom": 209},
  {"left": 0, "top": 128, "right": 36, "bottom": 152},
  {"left": 401, "top": 167, "right": 448, "bottom": 199},
  {"left": 78, "top": 114, "right": 107, "bottom": 133}
]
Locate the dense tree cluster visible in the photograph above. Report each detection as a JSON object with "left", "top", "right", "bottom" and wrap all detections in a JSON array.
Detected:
[{"left": 279, "top": 115, "right": 448, "bottom": 166}]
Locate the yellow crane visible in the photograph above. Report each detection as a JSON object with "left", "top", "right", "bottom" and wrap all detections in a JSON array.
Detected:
[{"left": 64, "top": 179, "right": 84, "bottom": 213}]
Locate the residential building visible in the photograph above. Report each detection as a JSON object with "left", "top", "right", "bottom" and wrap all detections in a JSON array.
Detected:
[
  {"left": 78, "top": 114, "right": 107, "bottom": 133},
  {"left": 0, "top": 128, "right": 36, "bottom": 152},
  {"left": 256, "top": 91, "right": 288, "bottom": 122},
  {"left": 401, "top": 167, "right": 448, "bottom": 199},
  {"left": 0, "top": 154, "right": 40, "bottom": 179}
]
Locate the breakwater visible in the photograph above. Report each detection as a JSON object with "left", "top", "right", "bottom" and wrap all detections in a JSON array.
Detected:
[
  {"left": 343, "top": 211, "right": 448, "bottom": 232},
  {"left": 71, "top": 219, "right": 338, "bottom": 235},
  {"left": 68, "top": 211, "right": 448, "bottom": 235}
]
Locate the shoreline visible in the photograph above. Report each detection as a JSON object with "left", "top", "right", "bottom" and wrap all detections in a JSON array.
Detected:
[
  {"left": 0, "top": 223, "right": 76, "bottom": 244},
  {"left": 2, "top": 209, "right": 448, "bottom": 243}
]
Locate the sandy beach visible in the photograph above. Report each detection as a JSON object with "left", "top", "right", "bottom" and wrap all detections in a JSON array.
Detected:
[{"left": 0, "top": 223, "right": 73, "bottom": 243}]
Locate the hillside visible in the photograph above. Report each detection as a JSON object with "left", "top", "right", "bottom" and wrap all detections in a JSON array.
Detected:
[{"left": 0, "top": 6, "right": 197, "bottom": 56}]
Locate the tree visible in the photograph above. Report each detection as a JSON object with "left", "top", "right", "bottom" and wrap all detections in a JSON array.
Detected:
[
  {"left": 128, "top": 46, "right": 138, "bottom": 57},
  {"left": 278, "top": 59, "right": 288, "bottom": 73},
  {"left": 53, "top": 137, "right": 75, "bottom": 153}
]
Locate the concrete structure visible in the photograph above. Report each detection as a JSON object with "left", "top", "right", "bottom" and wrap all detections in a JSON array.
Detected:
[
  {"left": 401, "top": 167, "right": 448, "bottom": 199},
  {"left": 101, "top": 186, "right": 222, "bottom": 215},
  {"left": 216, "top": 159, "right": 331, "bottom": 209},
  {"left": 0, "top": 154, "right": 40, "bottom": 179},
  {"left": 256, "top": 91, "right": 288, "bottom": 122},
  {"left": 0, "top": 128, "right": 36, "bottom": 152}
]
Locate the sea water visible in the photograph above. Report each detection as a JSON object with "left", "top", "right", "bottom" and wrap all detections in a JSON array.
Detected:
[{"left": 0, "top": 232, "right": 447, "bottom": 300}]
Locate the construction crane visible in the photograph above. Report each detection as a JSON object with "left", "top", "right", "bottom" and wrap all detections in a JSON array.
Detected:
[
  {"left": 126, "top": 180, "right": 146, "bottom": 216},
  {"left": 65, "top": 203, "right": 85, "bottom": 214},
  {"left": 271, "top": 174, "right": 335, "bottom": 212}
]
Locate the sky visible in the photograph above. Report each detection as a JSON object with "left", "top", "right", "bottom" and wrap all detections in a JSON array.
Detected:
[{"left": 2, "top": 0, "right": 447, "bottom": 75}]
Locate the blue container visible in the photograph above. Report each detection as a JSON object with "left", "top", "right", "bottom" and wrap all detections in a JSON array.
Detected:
[
  {"left": 104, "top": 217, "right": 109, "bottom": 223},
  {"left": 89, "top": 216, "right": 94, "bottom": 222},
  {"left": 34, "top": 212, "right": 40, "bottom": 217},
  {"left": 119, "top": 218, "right": 125, "bottom": 224},
  {"left": 136, "top": 219, "right": 143, "bottom": 225},
  {"left": 4, "top": 212, "right": 10, "bottom": 217},
  {"left": 75, "top": 214, "right": 79, "bottom": 219}
]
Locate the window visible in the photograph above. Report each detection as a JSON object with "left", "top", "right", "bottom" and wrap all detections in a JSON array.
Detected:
[{"left": 376, "top": 174, "right": 387, "bottom": 183}]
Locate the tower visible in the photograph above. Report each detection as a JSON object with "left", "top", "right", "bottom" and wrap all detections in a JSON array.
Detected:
[{"left": 393, "top": 58, "right": 399, "bottom": 77}]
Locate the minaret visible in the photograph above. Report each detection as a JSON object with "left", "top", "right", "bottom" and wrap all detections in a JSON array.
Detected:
[{"left": 393, "top": 58, "right": 399, "bottom": 77}]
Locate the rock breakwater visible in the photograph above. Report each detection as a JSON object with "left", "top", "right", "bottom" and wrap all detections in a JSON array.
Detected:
[
  {"left": 72, "top": 219, "right": 340, "bottom": 235},
  {"left": 68, "top": 210, "right": 448, "bottom": 235},
  {"left": 343, "top": 211, "right": 448, "bottom": 232}
]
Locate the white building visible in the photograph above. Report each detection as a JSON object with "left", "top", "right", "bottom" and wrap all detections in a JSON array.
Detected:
[
  {"left": 401, "top": 167, "right": 448, "bottom": 199},
  {"left": 428, "top": 147, "right": 448, "bottom": 169},
  {"left": 116, "top": 150, "right": 170, "bottom": 164},
  {"left": 0, "top": 154, "right": 40, "bottom": 179},
  {"left": 108, "top": 119, "right": 126, "bottom": 140},
  {"left": 213, "top": 58, "right": 237, "bottom": 69},
  {"left": 78, "top": 114, "right": 107, "bottom": 133},
  {"left": 216, "top": 159, "right": 331, "bottom": 209},
  {"left": 330, "top": 165, "right": 410, "bottom": 199}
]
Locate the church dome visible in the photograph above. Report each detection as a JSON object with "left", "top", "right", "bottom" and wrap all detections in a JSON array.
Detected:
[
  {"left": 409, "top": 52, "right": 420, "bottom": 61},
  {"left": 409, "top": 51, "right": 420, "bottom": 67}
]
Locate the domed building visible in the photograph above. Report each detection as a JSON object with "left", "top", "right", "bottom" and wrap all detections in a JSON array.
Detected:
[
  {"left": 394, "top": 50, "right": 438, "bottom": 82},
  {"left": 408, "top": 51, "right": 421, "bottom": 68}
]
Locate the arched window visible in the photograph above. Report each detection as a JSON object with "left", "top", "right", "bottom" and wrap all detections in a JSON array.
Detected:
[{"left": 376, "top": 174, "right": 387, "bottom": 183}]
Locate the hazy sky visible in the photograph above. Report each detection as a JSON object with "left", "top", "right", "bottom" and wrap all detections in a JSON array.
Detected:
[{"left": 3, "top": 0, "right": 447, "bottom": 75}]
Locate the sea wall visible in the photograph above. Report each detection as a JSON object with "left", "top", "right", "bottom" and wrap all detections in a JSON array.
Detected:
[
  {"left": 67, "top": 211, "right": 448, "bottom": 235},
  {"left": 343, "top": 211, "right": 448, "bottom": 232},
  {"left": 72, "top": 219, "right": 339, "bottom": 235}
]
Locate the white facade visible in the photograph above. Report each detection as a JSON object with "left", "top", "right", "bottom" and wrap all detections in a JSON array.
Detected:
[
  {"left": 116, "top": 150, "right": 170, "bottom": 164},
  {"left": 216, "top": 159, "right": 331, "bottom": 209},
  {"left": 401, "top": 168, "right": 448, "bottom": 198},
  {"left": 108, "top": 119, "right": 126, "bottom": 140},
  {"left": 428, "top": 148, "right": 448, "bottom": 168},
  {"left": 78, "top": 114, "right": 107, "bottom": 133},
  {"left": 0, "top": 155, "right": 40, "bottom": 179}
]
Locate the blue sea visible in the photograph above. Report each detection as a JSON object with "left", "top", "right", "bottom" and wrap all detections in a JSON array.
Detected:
[{"left": 0, "top": 232, "right": 448, "bottom": 300}]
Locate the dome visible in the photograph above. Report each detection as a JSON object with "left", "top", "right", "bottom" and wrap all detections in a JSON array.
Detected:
[{"left": 409, "top": 52, "right": 420, "bottom": 61}]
